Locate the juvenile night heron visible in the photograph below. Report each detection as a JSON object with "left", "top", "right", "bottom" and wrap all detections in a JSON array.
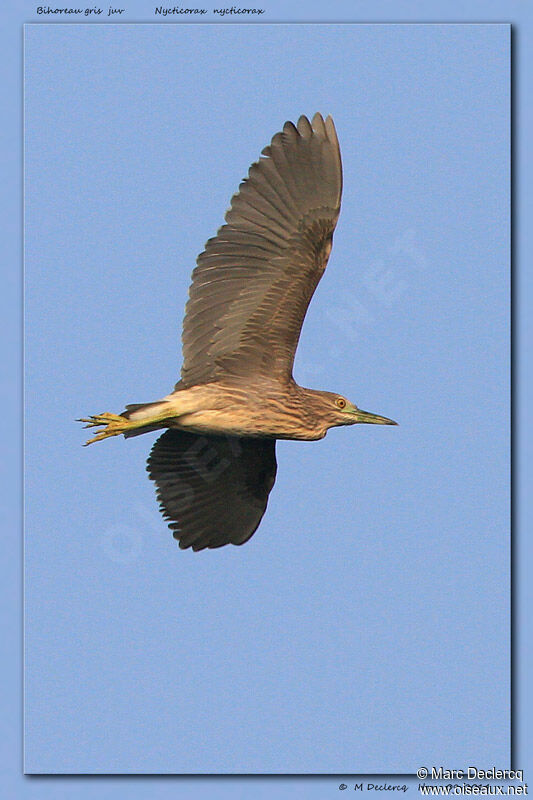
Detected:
[{"left": 80, "top": 113, "right": 396, "bottom": 551}]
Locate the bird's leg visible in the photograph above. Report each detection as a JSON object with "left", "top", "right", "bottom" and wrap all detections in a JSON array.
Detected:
[
  {"left": 77, "top": 412, "right": 156, "bottom": 446},
  {"left": 78, "top": 389, "right": 210, "bottom": 446}
]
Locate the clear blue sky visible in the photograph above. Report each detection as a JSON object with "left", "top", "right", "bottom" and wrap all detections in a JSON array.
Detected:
[{"left": 23, "top": 22, "right": 509, "bottom": 774}]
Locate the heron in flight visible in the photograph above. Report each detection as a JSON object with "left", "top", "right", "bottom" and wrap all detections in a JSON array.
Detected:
[{"left": 79, "top": 113, "right": 396, "bottom": 551}]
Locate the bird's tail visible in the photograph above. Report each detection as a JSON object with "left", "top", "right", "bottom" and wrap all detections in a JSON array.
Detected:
[
  {"left": 120, "top": 401, "right": 173, "bottom": 438},
  {"left": 121, "top": 401, "right": 166, "bottom": 420},
  {"left": 118, "top": 387, "right": 207, "bottom": 439}
]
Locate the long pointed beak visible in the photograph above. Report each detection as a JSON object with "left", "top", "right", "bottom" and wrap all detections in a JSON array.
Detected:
[{"left": 355, "top": 408, "right": 398, "bottom": 425}]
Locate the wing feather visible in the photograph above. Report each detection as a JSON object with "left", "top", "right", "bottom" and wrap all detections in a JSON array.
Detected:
[
  {"left": 147, "top": 430, "right": 277, "bottom": 551},
  {"left": 180, "top": 113, "right": 342, "bottom": 387}
]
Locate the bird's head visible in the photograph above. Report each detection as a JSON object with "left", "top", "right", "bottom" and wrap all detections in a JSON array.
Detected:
[{"left": 314, "top": 390, "right": 397, "bottom": 430}]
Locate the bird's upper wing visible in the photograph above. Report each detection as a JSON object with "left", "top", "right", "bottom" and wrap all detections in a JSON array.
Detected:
[
  {"left": 180, "top": 113, "right": 342, "bottom": 387},
  {"left": 147, "top": 429, "right": 277, "bottom": 551}
]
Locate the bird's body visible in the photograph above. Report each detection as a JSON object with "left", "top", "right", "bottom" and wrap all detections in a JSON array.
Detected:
[
  {"left": 80, "top": 113, "right": 396, "bottom": 551},
  {"left": 124, "top": 381, "right": 366, "bottom": 441}
]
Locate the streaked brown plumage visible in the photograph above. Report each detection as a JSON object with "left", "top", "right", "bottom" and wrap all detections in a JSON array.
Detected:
[{"left": 79, "top": 113, "right": 396, "bottom": 552}]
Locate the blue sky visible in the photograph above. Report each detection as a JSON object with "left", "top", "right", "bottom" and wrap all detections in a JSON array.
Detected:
[{"left": 23, "top": 22, "right": 509, "bottom": 774}]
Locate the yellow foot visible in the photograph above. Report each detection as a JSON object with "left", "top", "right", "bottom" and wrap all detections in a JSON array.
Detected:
[{"left": 77, "top": 412, "right": 132, "bottom": 446}]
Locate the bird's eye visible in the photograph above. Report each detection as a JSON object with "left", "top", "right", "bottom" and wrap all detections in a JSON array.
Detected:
[{"left": 335, "top": 397, "right": 346, "bottom": 409}]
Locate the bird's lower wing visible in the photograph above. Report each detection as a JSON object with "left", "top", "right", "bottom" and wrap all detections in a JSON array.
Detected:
[{"left": 147, "top": 430, "right": 277, "bottom": 551}]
